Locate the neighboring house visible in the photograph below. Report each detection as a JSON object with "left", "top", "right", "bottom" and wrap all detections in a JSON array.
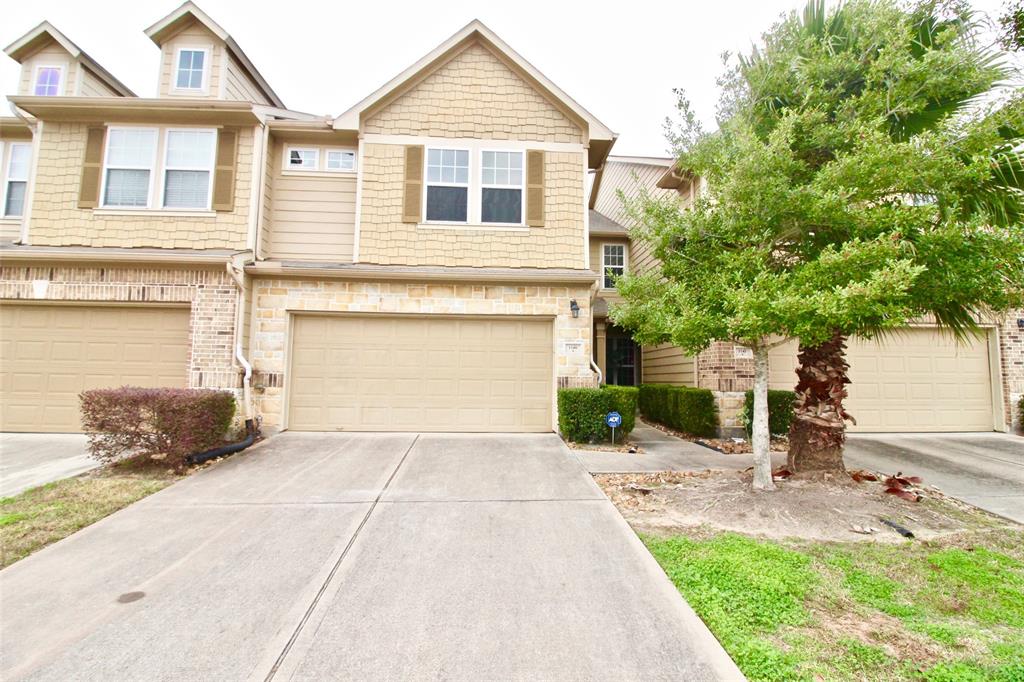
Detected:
[
  {"left": 0, "top": 3, "right": 616, "bottom": 434},
  {"left": 591, "top": 156, "right": 1024, "bottom": 435}
]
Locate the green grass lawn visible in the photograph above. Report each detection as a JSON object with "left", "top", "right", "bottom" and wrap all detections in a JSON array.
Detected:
[
  {"left": 0, "top": 462, "right": 178, "bottom": 569},
  {"left": 645, "top": 531, "right": 1024, "bottom": 681}
]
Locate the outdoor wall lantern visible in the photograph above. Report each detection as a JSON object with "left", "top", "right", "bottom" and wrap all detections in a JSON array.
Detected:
[
  {"left": 570, "top": 299, "right": 580, "bottom": 318},
  {"left": 1017, "top": 318, "right": 1024, "bottom": 330}
]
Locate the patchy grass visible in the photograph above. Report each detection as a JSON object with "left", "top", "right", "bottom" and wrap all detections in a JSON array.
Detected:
[
  {"left": 643, "top": 530, "right": 1024, "bottom": 681},
  {"left": 0, "top": 460, "right": 179, "bottom": 569}
]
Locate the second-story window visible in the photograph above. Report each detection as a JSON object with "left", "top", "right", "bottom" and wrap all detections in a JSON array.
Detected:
[
  {"left": 175, "top": 49, "right": 207, "bottom": 90},
  {"left": 481, "top": 151, "right": 523, "bottom": 224},
  {"left": 102, "top": 128, "right": 158, "bottom": 208},
  {"left": 602, "top": 243, "right": 626, "bottom": 289},
  {"left": 33, "top": 66, "right": 62, "bottom": 96},
  {"left": 3, "top": 143, "right": 31, "bottom": 217},
  {"left": 425, "top": 148, "right": 469, "bottom": 222},
  {"left": 287, "top": 148, "right": 319, "bottom": 169},
  {"left": 163, "top": 130, "right": 216, "bottom": 209},
  {"left": 326, "top": 150, "right": 356, "bottom": 171}
]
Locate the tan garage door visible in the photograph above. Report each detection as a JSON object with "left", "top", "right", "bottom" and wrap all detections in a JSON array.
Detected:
[
  {"left": 0, "top": 305, "right": 190, "bottom": 432},
  {"left": 288, "top": 315, "right": 553, "bottom": 432},
  {"left": 769, "top": 328, "right": 994, "bottom": 432}
]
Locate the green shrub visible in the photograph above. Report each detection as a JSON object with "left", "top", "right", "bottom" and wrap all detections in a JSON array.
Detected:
[
  {"left": 638, "top": 384, "right": 718, "bottom": 437},
  {"left": 1018, "top": 395, "right": 1023, "bottom": 432},
  {"left": 739, "top": 389, "right": 796, "bottom": 436},
  {"left": 557, "top": 386, "right": 638, "bottom": 442}
]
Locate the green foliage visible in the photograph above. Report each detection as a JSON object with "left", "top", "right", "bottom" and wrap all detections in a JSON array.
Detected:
[
  {"left": 1000, "top": 0, "right": 1024, "bottom": 51},
  {"left": 1018, "top": 394, "right": 1024, "bottom": 430},
  {"left": 740, "top": 390, "right": 795, "bottom": 436},
  {"left": 556, "top": 387, "right": 637, "bottom": 443},
  {"left": 638, "top": 384, "right": 718, "bottom": 437}
]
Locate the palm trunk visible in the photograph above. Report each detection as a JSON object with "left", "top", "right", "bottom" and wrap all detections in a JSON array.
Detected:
[
  {"left": 751, "top": 345, "right": 775, "bottom": 490},
  {"left": 787, "top": 330, "right": 853, "bottom": 474}
]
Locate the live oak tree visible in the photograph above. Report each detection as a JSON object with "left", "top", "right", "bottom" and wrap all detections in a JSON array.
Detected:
[{"left": 612, "top": 0, "right": 1024, "bottom": 482}]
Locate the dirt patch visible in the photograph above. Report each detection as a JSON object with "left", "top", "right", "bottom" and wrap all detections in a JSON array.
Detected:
[
  {"left": 563, "top": 440, "right": 642, "bottom": 454},
  {"left": 642, "top": 418, "right": 787, "bottom": 453},
  {"left": 594, "top": 470, "right": 1009, "bottom": 543}
]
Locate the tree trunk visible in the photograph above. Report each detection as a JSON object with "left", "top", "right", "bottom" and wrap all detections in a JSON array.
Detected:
[
  {"left": 787, "top": 330, "right": 853, "bottom": 474},
  {"left": 751, "top": 345, "right": 775, "bottom": 490}
]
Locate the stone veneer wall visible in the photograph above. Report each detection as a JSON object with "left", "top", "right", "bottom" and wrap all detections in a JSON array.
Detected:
[
  {"left": 249, "top": 278, "right": 594, "bottom": 428},
  {"left": 0, "top": 264, "right": 240, "bottom": 390}
]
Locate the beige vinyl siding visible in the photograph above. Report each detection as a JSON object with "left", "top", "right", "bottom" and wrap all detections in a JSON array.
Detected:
[
  {"left": 0, "top": 221, "right": 20, "bottom": 243},
  {"left": 642, "top": 343, "right": 695, "bottom": 386},
  {"left": 266, "top": 142, "right": 356, "bottom": 262},
  {"left": 18, "top": 42, "right": 76, "bottom": 96},
  {"left": 158, "top": 20, "right": 222, "bottom": 99},
  {"left": 79, "top": 67, "right": 121, "bottom": 97},
  {"left": 224, "top": 54, "right": 271, "bottom": 105},
  {"left": 257, "top": 135, "right": 275, "bottom": 260}
]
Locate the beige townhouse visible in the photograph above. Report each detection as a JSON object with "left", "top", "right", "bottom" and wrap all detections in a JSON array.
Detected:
[
  {"left": 591, "top": 156, "right": 1024, "bottom": 435},
  {"left": 0, "top": 2, "right": 615, "bottom": 434}
]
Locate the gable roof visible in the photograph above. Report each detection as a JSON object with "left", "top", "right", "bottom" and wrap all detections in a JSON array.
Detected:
[
  {"left": 334, "top": 20, "right": 616, "bottom": 165},
  {"left": 4, "top": 21, "right": 136, "bottom": 97},
  {"left": 145, "top": 1, "right": 285, "bottom": 109}
]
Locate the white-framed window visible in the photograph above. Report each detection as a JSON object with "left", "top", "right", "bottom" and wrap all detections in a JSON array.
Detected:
[
  {"left": 101, "top": 127, "right": 159, "bottom": 208},
  {"left": 3, "top": 142, "right": 32, "bottom": 217},
  {"left": 480, "top": 150, "right": 524, "bottom": 225},
  {"left": 326, "top": 149, "right": 356, "bottom": 172},
  {"left": 424, "top": 148, "right": 470, "bottom": 222},
  {"left": 602, "top": 243, "right": 626, "bottom": 289},
  {"left": 174, "top": 47, "right": 209, "bottom": 91},
  {"left": 285, "top": 147, "right": 319, "bottom": 170},
  {"left": 33, "top": 65, "right": 63, "bottom": 96},
  {"left": 162, "top": 129, "right": 216, "bottom": 209}
]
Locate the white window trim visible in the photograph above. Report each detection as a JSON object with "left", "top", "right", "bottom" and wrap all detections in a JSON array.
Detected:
[
  {"left": 99, "top": 126, "right": 160, "bottom": 210},
  {"left": 160, "top": 128, "right": 217, "bottom": 210},
  {"left": 2, "top": 141, "right": 31, "bottom": 218},
  {"left": 32, "top": 64, "right": 64, "bottom": 96},
  {"left": 171, "top": 46, "right": 212, "bottom": 94},
  {"left": 422, "top": 145, "right": 471, "bottom": 225},
  {"left": 479, "top": 148, "right": 525, "bottom": 226},
  {"left": 283, "top": 146, "right": 320, "bottom": 171},
  {"left": 601, "top": 242, "right": 627, "bottom": 290},
  {"left": 325, "top": 147, "right": 357, "bottom": 173}
]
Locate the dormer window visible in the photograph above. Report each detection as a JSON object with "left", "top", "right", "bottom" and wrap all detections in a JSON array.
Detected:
[
  {"left": 33, "top": 66, "right": 62, "bottom": 96},
  {"left": 174, "top": 48, "right": 208, "bottom": 91}
]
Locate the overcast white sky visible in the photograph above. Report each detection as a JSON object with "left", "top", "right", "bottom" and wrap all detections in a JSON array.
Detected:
[{"left": 2, "top": 0, "right": 1017, "bottom": 157}]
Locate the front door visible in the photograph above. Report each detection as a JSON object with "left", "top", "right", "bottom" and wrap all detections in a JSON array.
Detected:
[{"left": 606, "top": 327, "right": 638, "bottom": 386}]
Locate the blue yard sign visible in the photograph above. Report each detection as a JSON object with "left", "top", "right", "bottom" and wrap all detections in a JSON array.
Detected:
[{"left": 605, "top": 411, "right": 622, "bottom": 444}]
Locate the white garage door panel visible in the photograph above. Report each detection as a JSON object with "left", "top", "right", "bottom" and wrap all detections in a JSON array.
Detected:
[
  {"left": 288, "top": 315, "right": 553, "bottom": 432},
  {"left": 0, "top": 305, "right": 190, "bottom": 433},
  {"left": 768, "top": 329, "right": 993, "bottom": 432}
]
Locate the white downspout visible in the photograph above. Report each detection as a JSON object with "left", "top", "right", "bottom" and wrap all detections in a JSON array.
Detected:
[{"left": 226, "top": 257, "right": 253, "bottom": 421}]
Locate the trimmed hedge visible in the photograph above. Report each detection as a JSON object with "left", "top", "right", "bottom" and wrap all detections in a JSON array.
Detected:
[
  {"left": 557, "top": 385, "right": 638, "bottom": 443},
  {"left": 739, "top": 389, "right": 796, "bottom": 436},
  {"left": 80, "top": 387, "right": 236, "bottom": 471},
  {"left": 1019, "top": 395, "right": 1024, "bottom": 432},
  {"left": 638, "top": 384, "right": 718, "bottom": 437}
]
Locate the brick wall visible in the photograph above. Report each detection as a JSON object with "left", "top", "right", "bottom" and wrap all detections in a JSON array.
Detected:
[
  {"left": 364, "top": 42, "right": 582, "bottom": 144},
  {"left": 999, "top": 309, "right": 1024, "bottom": 431},
  {"left": 358, "top": 144, "right": 585, "bottom": 268},
  {"left": 28, "top": 122, "right": 253, "bottom": 249},
  {"left": 249, "top": 278, "right": 594, "bottom": 428},
  {"left": 0, "top": 264, "right": 240, "bottom": 390}
]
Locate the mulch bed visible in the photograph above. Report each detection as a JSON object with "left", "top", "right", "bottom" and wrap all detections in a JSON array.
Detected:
[{"left": 642, "top": 418, "right": 788, "bottom": 454}]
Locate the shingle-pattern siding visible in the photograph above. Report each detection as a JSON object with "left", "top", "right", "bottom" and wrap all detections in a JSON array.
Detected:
[
  {"left": 28, "top": 122, "right": 253, "bottom": 249},
  {"left": 358, "top": 144, "right": 584, "bottom": 268},
  {"left": 364, "top": 43, "right": 582, "bottom": 143}
]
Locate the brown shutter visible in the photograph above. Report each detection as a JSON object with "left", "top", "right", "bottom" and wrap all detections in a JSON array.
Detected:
[
  {"left": 526, "top": 149, "right": 545, "bottom": 227},
  {"left": 78, "top": 126, "right": 106, "bottom": 209},
  {"left": 212, "top": 128, "right": 239, "bottom": 212},
  {"left": 402, "top": 145, "right": 424, "bottom": 223}
]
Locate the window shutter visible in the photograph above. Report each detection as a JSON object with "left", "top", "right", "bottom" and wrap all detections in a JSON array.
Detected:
[
  {"left": 526, "top": 149, "right": 545, "bottom": 227},
  {"left": 212, "top": 128, "right": 238, "bottom": 212},
  {"left": 78, "top": 126, "right": 106, "bottom": 209},
  {"left": 402, "top": 145, "right": 424, "bottom": 223}
]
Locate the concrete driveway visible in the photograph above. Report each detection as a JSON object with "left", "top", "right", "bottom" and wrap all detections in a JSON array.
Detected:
[
  {"left": 0, "top": 434, "right": 94, "bottom": 498},
  {"left": 0, "top": 432, "right": 742, "bottom": 681},
  {"left": 845, "top": 432, "right": 1024, "bottom": 523}
]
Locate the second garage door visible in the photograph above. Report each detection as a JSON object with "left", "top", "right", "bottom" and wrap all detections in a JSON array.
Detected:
[
  {"left": 288, "top": 315, "right": 553, "bottom": 432},
  {"left": 769, "top": 328, "right": 994, "bottom": 432}
]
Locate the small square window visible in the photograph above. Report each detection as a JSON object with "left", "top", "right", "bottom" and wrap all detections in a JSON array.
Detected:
[
  {"left": 603, "top": 244, "right": 626, "bottom": 289},
  {"left": 287, "top": 148, "right": 319, "bottom": 170},
  {"left": 326, "top": 150, "right": 356, "bottom": 171},
  {"left": 34, "top": 67, "right": 62, "bottom": 96},
  {"left": 175, "top": 49, "right": 206, "bottom": 90}
]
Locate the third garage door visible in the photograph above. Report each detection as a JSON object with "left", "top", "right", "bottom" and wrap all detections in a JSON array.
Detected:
[{"left": 288, "top": 315, "right": 552, "bottom": 432}]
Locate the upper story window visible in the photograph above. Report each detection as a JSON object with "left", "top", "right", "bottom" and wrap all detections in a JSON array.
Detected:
[
  {"left": 481, "top": 151, "right": 523, "bottom": 224},
  {"left": 175, "top": 48, "right": 208, "bottom": 91},
  {"left": 103, "top": 128, "right": 158, "bottom": 208},
  {"left": 326, "top": 149, "right": 356, "bottom": 171},
  {"left": 602, "top": 243, "right": 626, "bottom": 289},
  {"left": 425, "top": 148, "right": 469, "bottom": 222},
  {"left": 3, "top": 142, "right": 32, "bottom": 217},
  {"left": 287, "top": 147, "right": 319, "bottom": 170},
  {"left": 163, "top": 129, "right": 216, "bottom": 209},
  {"left": 33, "top": 66, "right": 62, "bottom": 96}
]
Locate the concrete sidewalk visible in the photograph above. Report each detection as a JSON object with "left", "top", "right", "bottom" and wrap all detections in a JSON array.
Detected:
[
  {"left": 0, "top": 432, "right": 743, "bottom": 681},
  {"left": 0, "top": 434, "right": 94, "bottom": 498}
]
